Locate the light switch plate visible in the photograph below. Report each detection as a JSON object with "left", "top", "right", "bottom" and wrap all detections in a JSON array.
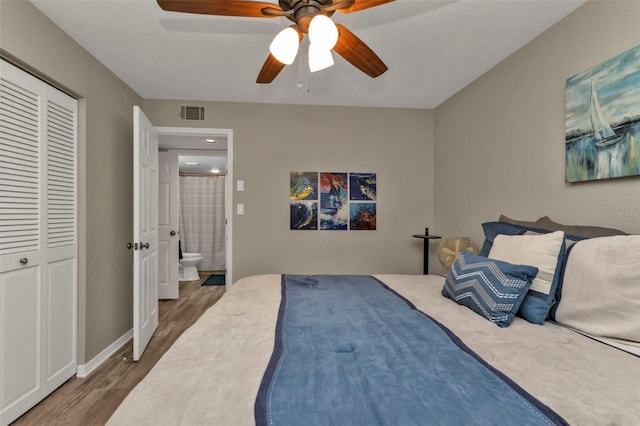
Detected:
[
  {"left": 237, "top": 203, "right": 244, "bottom": 215},
  {"left": 237, "top": 180, "right": 244, "bottom": 191}
]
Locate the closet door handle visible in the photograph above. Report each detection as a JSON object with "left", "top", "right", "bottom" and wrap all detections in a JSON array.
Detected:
[
  {"left": 169, "top": 230, "right": 176, "bottom": 236},
  {"left": 19, "top": 257, "right": 29, "bottom": 265}
]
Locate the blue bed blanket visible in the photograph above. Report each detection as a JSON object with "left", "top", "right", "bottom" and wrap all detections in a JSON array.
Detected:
[{"left": 255, "top": 275, "right": 567, "bottom": 426}]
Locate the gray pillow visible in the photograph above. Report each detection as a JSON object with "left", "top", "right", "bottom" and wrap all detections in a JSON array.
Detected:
[
  {"left": 536, "top": 216, "right": 627, "bottom": 238},
  {"left": 498, "top": 215, "right": 627, "bottom": 238},
  {"left": 498, "top": 215, "right": 550, "bottom": 229}
]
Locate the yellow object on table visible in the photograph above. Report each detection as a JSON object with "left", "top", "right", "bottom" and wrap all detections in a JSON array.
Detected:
[{"left": 437, "top": 237, "right": 479, "bottom": 269}]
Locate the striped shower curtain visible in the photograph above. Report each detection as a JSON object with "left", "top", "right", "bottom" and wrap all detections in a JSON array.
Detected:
[{"left": 179, "top": 175, "right": 226, "bottom": 271}]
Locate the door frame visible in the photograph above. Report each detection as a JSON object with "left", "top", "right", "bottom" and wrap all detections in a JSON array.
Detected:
[{"left": 156, "top": 127, "right": 234, "bottom": 289}]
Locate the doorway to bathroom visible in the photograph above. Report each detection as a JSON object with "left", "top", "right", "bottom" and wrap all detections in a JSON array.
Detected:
[
  {"left": 157, "top": 127, "right": 233, "bottom": 295},
  {"left": 178, "top": 153, "right": 226, "bottom": 278}
]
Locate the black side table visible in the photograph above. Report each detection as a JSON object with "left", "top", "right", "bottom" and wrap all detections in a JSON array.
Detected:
[{"left": 412, "top": 228, "right": 441, "bottom": 274}]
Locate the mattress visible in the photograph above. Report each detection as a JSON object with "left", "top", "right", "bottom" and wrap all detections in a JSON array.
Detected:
[{"left": 107, "top": 274, "right": 640, "bottom": 425}]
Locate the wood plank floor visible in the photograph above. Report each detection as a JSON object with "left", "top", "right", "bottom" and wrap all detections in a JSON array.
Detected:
[{"left": 12, "top": 274, "right": 226, "bottom": 426}]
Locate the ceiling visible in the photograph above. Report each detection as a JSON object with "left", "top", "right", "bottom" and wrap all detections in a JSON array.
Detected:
[
  {"left": 178, "top": 153, "right": 228, "bottom": 174},
  {"left": 158, "top": 133, "right": 229, "bottom": 173},
  {"left": 30, "top": 0, "right": 586, "bottom": 109}
]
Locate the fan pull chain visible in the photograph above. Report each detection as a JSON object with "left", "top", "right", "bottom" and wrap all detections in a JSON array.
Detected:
[
  {"left": 304, "top": 38, "right": 312, "bottom": 94},
  {"left": 295, "top": 38, "right": 312, "bottom": 94},
  {"left": 298, "top": 38, "right": 308, "bottom": 90},
  {"left": 297, "top": 49, "right": 304, "bottom": 89}
]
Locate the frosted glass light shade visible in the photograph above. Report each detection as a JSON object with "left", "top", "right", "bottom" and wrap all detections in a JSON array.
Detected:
[
  {"left": 309, "top": 44, "right": 334, "bottom": 72},
  {"left": 270, "top": 27, "right": 299, "bottom": 65},
  {"left": 308, "top": 15, "right": 338, "bottom": 50}
]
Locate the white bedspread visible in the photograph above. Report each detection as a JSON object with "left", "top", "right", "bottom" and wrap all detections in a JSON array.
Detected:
[{"left": 108, "top": 274, "right": 640, "bottom": 426}]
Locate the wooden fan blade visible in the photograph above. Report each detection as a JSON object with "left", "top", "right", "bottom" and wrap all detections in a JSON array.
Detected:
[
  {"left": 333, "top": 24, "right": 388, "bottom": 78},
  {"left": 256, "top": 54, "right": 286, "bottom": 84},
  {"left": 338, "top": 0, "right": 394, "bottom": 13},
  {"left": 157, "top": 0, "right": 280, "bottom": 18}
]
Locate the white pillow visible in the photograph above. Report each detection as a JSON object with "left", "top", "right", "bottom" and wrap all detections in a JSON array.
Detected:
[
  {"left": 489, "top": 230, "right": 564, "bottom": 296},
  {"left": 554, "top": 235, "right": 640, "bottom": 355},
  {"left": 488, "top": 231, "right": 565, "bottom": 324}
]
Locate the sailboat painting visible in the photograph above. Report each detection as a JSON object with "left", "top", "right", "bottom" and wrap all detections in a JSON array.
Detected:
[{"left": 565, "top": 45, "right": 640, "bottom": 182}]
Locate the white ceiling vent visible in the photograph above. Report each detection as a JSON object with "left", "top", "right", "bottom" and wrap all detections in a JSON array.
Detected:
[{"left": 180, "top": 105, "right": 205, "bottom": 121}]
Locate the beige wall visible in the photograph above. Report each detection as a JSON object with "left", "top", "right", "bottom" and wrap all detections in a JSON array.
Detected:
[
  {"left": 433, "top": 0, "right": 640, "bottom": 274},
  {"left": 143, "top": 100, "right": 434, "bottom": 280},
  {"left": 1, "top": 1, "right": 142, "bottom": 362}
]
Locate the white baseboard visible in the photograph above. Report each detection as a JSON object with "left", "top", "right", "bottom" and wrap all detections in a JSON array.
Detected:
[{"left": 76, "top": 328, "right": 132, "bottom": 378}]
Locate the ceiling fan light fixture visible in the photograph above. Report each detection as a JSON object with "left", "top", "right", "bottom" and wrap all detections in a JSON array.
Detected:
[
  {"left": 269, "top": 26, "right": 300, "bottom": 65},
  {"left": 309, "top": 44, "right": 334, "bottom": 72},
  {"left": 308, "top": 15, "right": 338, "bottom": 50},
  {"left": 155, "top": 0, "right": 390, "bottom": 84}
]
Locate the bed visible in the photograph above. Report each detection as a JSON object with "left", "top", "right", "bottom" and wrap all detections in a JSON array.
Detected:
[{"left": 108, "top": 219, "right": 639, "bottom": 426}]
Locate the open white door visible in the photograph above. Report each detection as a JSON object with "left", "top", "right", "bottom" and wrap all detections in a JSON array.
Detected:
[
  {"left": 133, "top": 106, "right": 159, "bottom": 361},
  {"left": 158, "top": 151, "right": 179, "bottom": 299}
]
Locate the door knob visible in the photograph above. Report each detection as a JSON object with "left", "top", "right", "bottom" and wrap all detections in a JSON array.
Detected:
[
  {"left": 170, "top": 230, "right": 176, "bottom": 236},
  {"left": 19, "top": 257, "right": 28, "bottom": 265},
  {"left": 140, "top": 242, "right": 150, "bottom": 249}
]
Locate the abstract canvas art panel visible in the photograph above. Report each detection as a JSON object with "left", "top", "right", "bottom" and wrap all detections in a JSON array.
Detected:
[
  {"left": 349, "top": 173, "right": 377, "bottom": 200},
  {"left": 320, "top": 172, "right": 348, "bottom": 230},
  {"left": 565, "top": 45, "right": 640, "bottom": 182},
  {"left": 290, "top": 172, "right": 318, "bottom": 200},
  {"left": 290, "top": 201, "right": 318, "bottom": 230},
  {"left": 350, "top": 203, "right": 376, "bottom": 230}
]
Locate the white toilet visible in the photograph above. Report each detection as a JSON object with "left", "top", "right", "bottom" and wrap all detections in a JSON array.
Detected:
[{"left": 179, "top": 252, "right": 203, "bottom": 281}]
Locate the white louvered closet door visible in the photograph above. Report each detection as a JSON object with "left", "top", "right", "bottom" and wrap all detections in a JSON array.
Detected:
[{"left": 0, "top": 60, "right": 77, "bottom": 426}]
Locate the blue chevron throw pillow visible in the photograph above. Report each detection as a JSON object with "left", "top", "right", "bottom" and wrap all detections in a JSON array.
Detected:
[{"left": 442, "top": 252, "right": 539, "bottom": 327}]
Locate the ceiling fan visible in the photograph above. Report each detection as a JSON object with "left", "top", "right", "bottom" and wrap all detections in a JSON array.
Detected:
[{"left": 156, "top": 0, "right": 393, "bottom": 83}]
